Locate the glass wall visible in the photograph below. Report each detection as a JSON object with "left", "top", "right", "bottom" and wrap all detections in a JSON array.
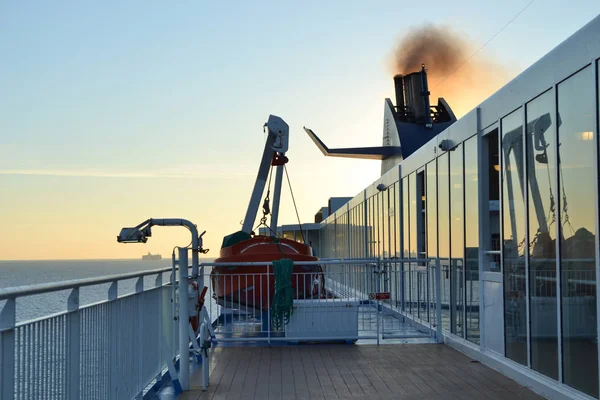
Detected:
[
  {"left": 438, "top": 153, "right": 450, "bottom": 331},
  {"left": 409, "top": 173, "right": 417, "bottom": 259},
  {"left": 336, "top": 211, "right": 348, "bottom": 258},
  {"left": 389, "top": 184, "right": 397, "bottom": 258},
  {"left": 464, "top": 136, "right": 480, "bottom": 344},
  {"left": 403, "top": 177, "right": 410, "bottom": 259},
  {"left": 394, "top": 182, "right": 400, "bottom": 258},
  {"left": 502, "top": 107, "right": 527, "bottom": 366},
  {"left": 373, "top": 195, "right": 380, "bottom": 258},
  {"left": 450, "top": 144, "right": 464, "bottom": 336},
  {"left": 316, "top": 58, "right": 600, "bottom": 399},
  {"left": 382, "top": 191, "right": 389, "bottom": 258},
  {"left": 557, "top": 66, "right": 597, "bottom": 397},
  {"left": 526, "top": 89, "right": 558, "bottom": 379},
  {"left": 368, "top": 196, "right": 375, "bottom": 257},
  {"left": 426, "top": 161, "right": 437, "bottom": 258}
]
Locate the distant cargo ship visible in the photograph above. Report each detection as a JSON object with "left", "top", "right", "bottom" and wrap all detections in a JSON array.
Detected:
[{"left": 142, "top": 252, "right": 162, "bottom": 261}]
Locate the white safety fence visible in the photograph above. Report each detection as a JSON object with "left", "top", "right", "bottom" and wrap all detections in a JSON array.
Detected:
[
  {"left": 199, "top": 258, "right": 443, "bottom": 344},
  {"left": 0, "top": 267, "right": 183, "bottom": 400}
]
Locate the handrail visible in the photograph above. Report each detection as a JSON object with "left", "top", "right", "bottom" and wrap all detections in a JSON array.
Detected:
[
  {"left": 0, "top": 265, "right": 181, "bottom": 300},
  {"left": 200, "top": 257, "right": 437, "bottom": 268}
]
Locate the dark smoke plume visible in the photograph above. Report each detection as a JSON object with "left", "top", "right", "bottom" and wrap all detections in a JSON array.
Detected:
[
  {"left": 393, "top": 24, "right": 468, "bottom": 76},
  {"left": 390, "top": 23, "right": 512, "bottom": 117}
]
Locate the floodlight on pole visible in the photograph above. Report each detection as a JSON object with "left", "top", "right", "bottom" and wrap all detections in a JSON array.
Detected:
[
  {"left": 116, "top": 217, "right": 207, "bottom": 392},
  {"left": 117, "top": 218, "right": 208, "bottom": 276}
]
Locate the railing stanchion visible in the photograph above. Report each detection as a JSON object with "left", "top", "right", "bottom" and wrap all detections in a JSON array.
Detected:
[
  {"left": 267, "top": 264, "right": 271, "bottom": 346},
  {"left": 0, "top": 298, "right": 16, "bottom": 400},
  {"left": 435, "top": 259, "right": 443, "bottom": 343},
  {"left": 178, "top": 248, "right": 190, "bottom": 391},
  {"left": 66, "top": 288, "right": 80, "bottom": 400}
]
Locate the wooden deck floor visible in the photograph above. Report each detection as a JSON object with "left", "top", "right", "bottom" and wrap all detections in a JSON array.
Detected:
[{"left": 180, "top": 344, "right": 545, "bottom": 399}]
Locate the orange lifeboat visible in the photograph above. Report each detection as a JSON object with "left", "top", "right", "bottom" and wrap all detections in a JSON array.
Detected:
[{"left": 211, "top": 235, "right": 321, "bottom": 311}]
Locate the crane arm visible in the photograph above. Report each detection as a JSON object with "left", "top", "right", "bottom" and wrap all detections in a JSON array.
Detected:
[{"left": 241, "top": 115, "right": 289, "bottom": 234}]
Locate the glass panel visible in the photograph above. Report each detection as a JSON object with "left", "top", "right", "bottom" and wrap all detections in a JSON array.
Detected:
[
  {"left": 369, "top": 196, "right": 375, "bottom": 257},
  {"left": 502, "top": 107, "right": 527, "bottom": 366},
  {"left": 395, "top": 182, "right": 401, "bottom": 258},
  {"left": 403, "top": 178, "right": 410, "bottom": 259},
  {"left": 465, "top": 136, "right": 480, "bottom": 344},
  {"left": 383, "top": 191, "right": 389, "bottom": 258},
  {"left": 283, "top": 231, "right": 295, "bottom": 241},
  {"left": 450, "top": 144, "right": 465, "bottom": 336},
  {"left": 373, "top": 196, "right": 379, "bottom": 258},
  {"left": 427, "top": 161, "right": 438, "bottom": 258},
  {"left": 558, "top": 66, "right": 597, "bottom": 397},
  {"left": 410, "top": 173, "right": 417, "bottom": 259},
  {"left": 438, "top": 153, "right": 450, "bottom": 331},
  {"left": 526, "top": 89, "right": 558, "bottom": 379},
  {"left": 389, "top": 184, "right": 396, "bottom": 258}
]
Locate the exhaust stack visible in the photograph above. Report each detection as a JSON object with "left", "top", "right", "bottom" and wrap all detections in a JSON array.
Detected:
[
  {"left": 394, "top": 65, "right": 433, "bottom": 128},
  {"left": 393, "top": 74, "right": 405, "bottom": 115}
]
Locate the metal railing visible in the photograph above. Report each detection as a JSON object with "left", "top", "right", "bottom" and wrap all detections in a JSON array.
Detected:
[
  {"left": 198, "top": 258, "right": 443, "bottom": 345},
  {"left": 0, "top": 257, "right": 446, "bottom": 398},
  {"left": 0, "top": 267, "right": 181, "bottom": 400}
]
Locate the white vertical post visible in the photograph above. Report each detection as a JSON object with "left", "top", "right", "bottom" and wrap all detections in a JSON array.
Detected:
[
  {"left": 593, "top": 59, "right": 600, "bottom": 395},
  {"left": 435, "top": 258, "right": 443, "bottom": 343},
  {"left": 267, "top": 264, "right": 271, "bottom": 346},
  {"left": 0, "top": 298, "right": 16, "bottom": 400},
  {"left": 108, "top": 282, "right": 118, "bottom": 400},
  {"left": 135, "top": 277, "right": 144, "bottom": 396},
  {"left": 200, "top": 323, "right": 210, "bottom": 391},
  {"left": 66, "top": 288, "right": 80, "bottom": 400},
  {"left": 178, "top": 248, "right": 190, "bottom": 391},
  {"left": 171, "top": 253, "right": 177, "bottom": 356},
  {"left": 155, "top": 273, "right": 163, "bottom": 383}
]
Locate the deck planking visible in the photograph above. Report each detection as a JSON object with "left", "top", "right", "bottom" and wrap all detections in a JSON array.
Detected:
[{"left": 180, "top": 344, "right": 546, "bottom": 400}]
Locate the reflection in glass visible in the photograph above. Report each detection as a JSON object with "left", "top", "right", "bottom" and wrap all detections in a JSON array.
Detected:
[
  {"left": 410, "top": 173, "right": 417, "bottom": 259},
  {"left": 558, "top": 66, "right": 597, "bottom": 397},
  {"left": 450, "top": 145, "right": 464, "bottom": 336},
  {"left": 403, "top": 178, "right": 410, "bottom": 259},
  {"left": 438, "top": 153, "right": 450, "bottom": 331},
  {"left": 359, "top": 203, "right": 365, "bottom": 258},
  {"left": 394, "top": 182, "right": 400, "bottom": 258},
  {"left": 368, "top": 196, "right": 375, "bottom": 257},
  {"left": 526, "top": 89, "right": 558, "bottom": 379},
  {"left": 383, "top": 189, "right": 389, "bottom": 258},
  {"left": 502, "top": 107, "right": 527, "bottom": 366},
  {"left": 427, "top": 161, "right": 438, "bottom": 258},
  {"left": 373, "top": 195, "right": 379, "bottom": 258},
  {"left": 464, "top": 136, "right": 480, "bottom": 344}
]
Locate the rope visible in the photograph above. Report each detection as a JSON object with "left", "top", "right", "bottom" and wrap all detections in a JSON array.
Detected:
[
  {"left": 559, "top": 166, "right": 575, "bottom": 236},
  {"left": 270, "top": 258, "right": 294, "bottom": 330},
  {"left": 254, "top": 165, "right": 275, "bottom": 234},
  {"left": 284, "top": 166, "right": 306, "bottom": 243}
]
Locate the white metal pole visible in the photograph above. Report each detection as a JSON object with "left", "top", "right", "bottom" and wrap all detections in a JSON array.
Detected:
[
  {"left": 269, "top": 163, "right": 285, "bottom": 234},
  {"left": 178, "top": 248, "right": 190, "bottom": 391},
  {"left": 66, "top": 288, "right": 80, "bottom": 400},
  {"left": 0, "top": 299, "right": 15, "bottom": 400},
  {"left": 151, "top": 219, "right": 200, "bottom": 279},
  {"left": 171, "top": 252, "right": 177, "bottom": 354},
  {"left": 200, "top": 323, "right": 209, "bottom": 391},
  {"left": 435, "top": 258, "right": 443, "bottom": 343}
]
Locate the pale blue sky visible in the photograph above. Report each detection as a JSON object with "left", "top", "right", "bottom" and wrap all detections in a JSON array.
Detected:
[{"left": 1, "top": 1, "right": 599, "bottom": 259}]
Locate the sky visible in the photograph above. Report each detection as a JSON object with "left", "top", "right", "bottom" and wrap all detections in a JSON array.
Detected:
[{"left": 1, "top": 1, "right": 599, "bottom": 260}]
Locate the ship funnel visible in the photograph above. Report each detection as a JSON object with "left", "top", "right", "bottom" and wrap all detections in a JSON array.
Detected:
[
  {"left": 393, "top": 74, "right": 405, "bottom": 116},
  {"left": 394, "top": 65, "right": 433, "bottom": 128}
]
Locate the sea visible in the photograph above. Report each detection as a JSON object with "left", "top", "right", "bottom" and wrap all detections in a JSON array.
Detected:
[{"left": 0, "top": 259, "right": 202, "bottom": 324}]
